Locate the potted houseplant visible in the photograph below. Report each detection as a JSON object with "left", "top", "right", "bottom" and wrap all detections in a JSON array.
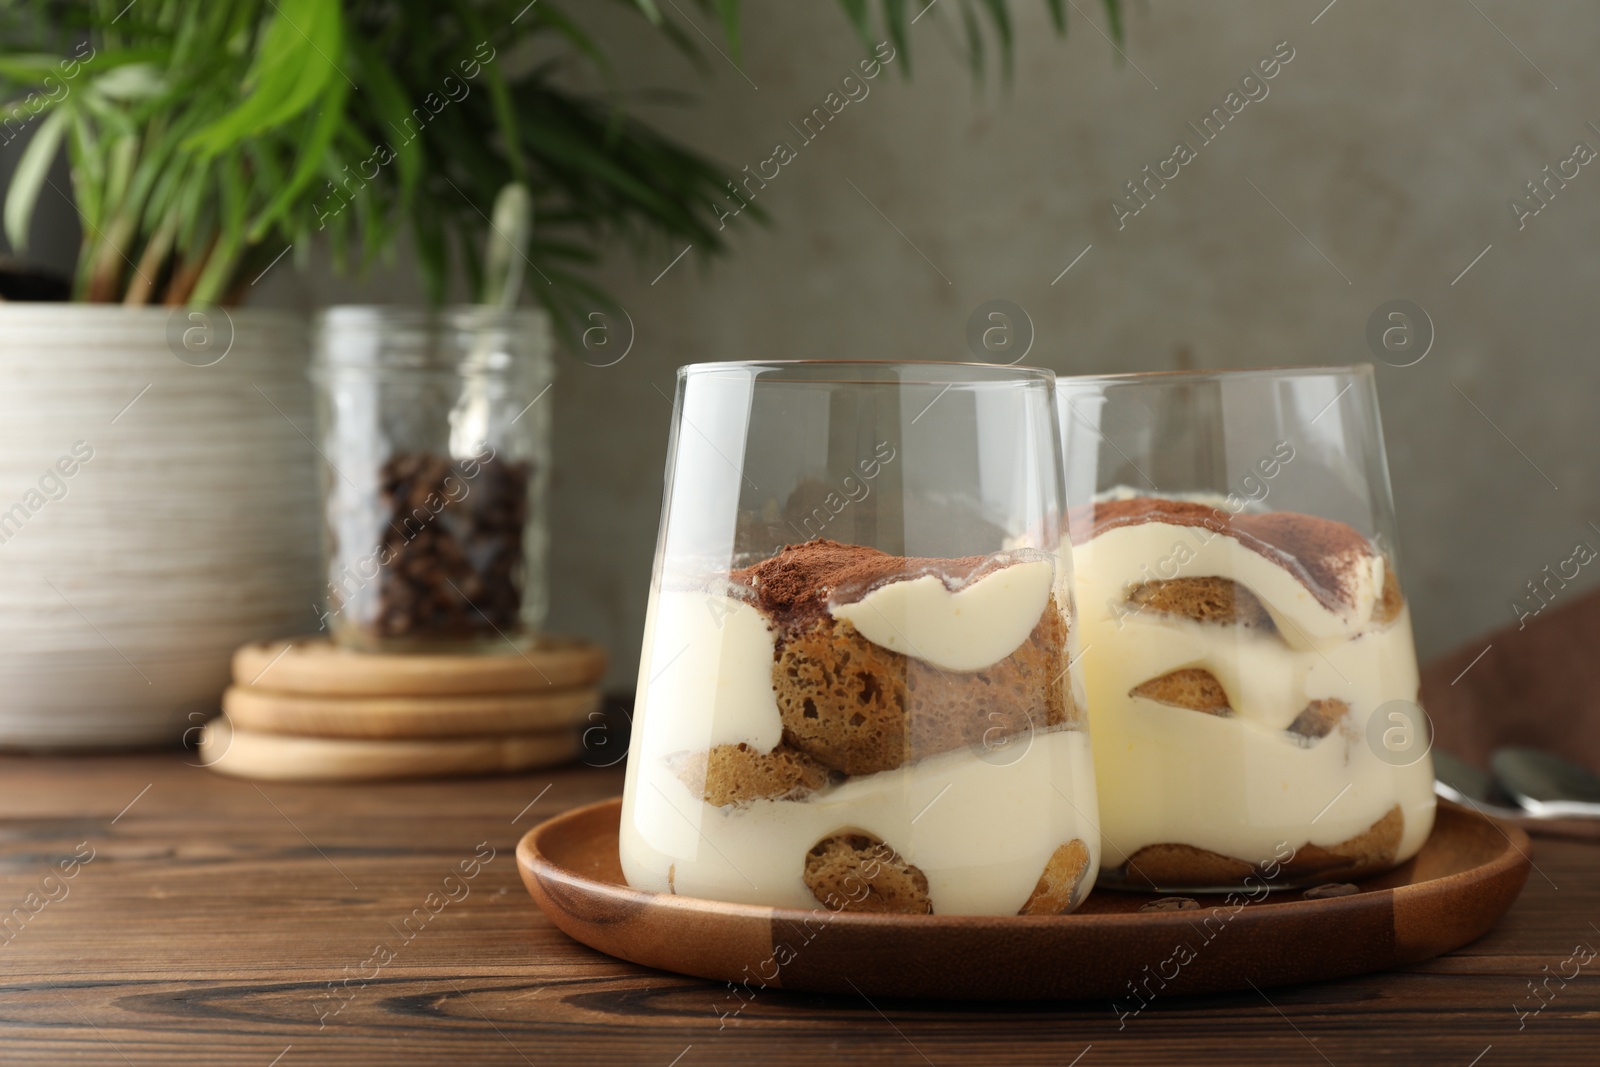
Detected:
[{"left": 0, "top": 0, "right": 1115, "bottom": 747}]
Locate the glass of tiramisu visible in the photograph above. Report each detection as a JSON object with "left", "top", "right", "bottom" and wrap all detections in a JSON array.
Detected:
[
  {"left": 1058, "top": 365, "right": 1434, "bottom": 892},
  {"left": 620, "top": 362, "right": 1099, "bottom": 916}
]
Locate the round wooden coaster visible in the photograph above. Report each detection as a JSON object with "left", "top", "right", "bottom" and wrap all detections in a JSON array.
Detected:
[
  {"left": 222, "top": 685, "right": 601, "bottom": 739},
  {"left": 232, "top": 635, "right": 607, "bottom": 697},
  {"left": 199, "top": 718, "right": 582, "bottom": 782}
]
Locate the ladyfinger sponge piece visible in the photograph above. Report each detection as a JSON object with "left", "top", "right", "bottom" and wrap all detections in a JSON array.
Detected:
[
  {"left": 1129, "top": 667, "right": 1232, "bottom": 716},
  {"left": 1373, "top": 567, "right": 1405, "bottom": 624},
  {"left": 774, "top": 598, "right": 1070, "bottom": 777},
  {"left": 1114, "top": 805, "right": 1404, "bottom": 888},
  {"left": 668, "top": 743, "right": 831, "bottom": 807},
  {"left": 1127, "top": 576, "right": 1276, "bottom": 628},
  {"left": 803, "top": 832, "right": 932, "bottom": 914},
  {"left": 1018, "top": 838, "right": 1092, "bottom": 915},
  {"left": 1286, "top": 698, "right": 1350, "bottom": 742}
]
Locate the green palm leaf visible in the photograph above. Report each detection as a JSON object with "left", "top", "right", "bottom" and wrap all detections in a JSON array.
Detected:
[
  {"left": 186, "top": 0, "right": 343, "bottom": 157},
  {"left": 0, "top": 0, "right": 1122, "bottom": 315},
  {"left": 3, "top": 106, "right": 68, "bottom": 251}
]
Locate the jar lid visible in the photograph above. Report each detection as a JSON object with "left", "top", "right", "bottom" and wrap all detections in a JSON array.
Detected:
[{"left": 312, "top": 305, "right": 552, "bottom": 378}]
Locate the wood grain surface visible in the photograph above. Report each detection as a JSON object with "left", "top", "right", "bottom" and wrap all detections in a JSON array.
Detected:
[{"left": 0, "top": 749, "right": 1595, "bottom": 1066}]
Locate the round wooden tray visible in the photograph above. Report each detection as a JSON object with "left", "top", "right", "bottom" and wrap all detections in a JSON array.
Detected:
[
  {"left": 517, "top": 798, "right": 1531, "bottom": 1000},
  {"left": 200, "top": 719, "right": 582, "bottom": 782},
  {"left": 233, "top": 636, "right": 607, "bottom": 697},
  {"left": 222, "top": 685, "right": 601, "bottom": 739}
]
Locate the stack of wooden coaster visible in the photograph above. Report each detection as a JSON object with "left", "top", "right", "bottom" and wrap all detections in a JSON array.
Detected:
[{"left": 198, "top": 636, "right": 607, "bottom": 782}]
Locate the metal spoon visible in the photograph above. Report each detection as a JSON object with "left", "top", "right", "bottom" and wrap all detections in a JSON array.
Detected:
[
  {"left": 1433, "top": 750, "right": 1528, "bottom": 820},
  {"left": 1492, "top": 746, "right": 1600, "bottom": 819}
]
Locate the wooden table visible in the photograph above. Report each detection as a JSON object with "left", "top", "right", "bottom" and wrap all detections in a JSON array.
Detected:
[{"left": 1, "top": 753, "right": 1594, "bottom": 1066}]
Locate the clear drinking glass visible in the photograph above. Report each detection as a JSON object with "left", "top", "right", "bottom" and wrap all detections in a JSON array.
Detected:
[
  {"left": 310, "top": 307, "right": 553, "bottom": 653},
  {"left": 619, "top": 361, "right": 1099, "bottom": 916},
  {"left": 1058, "top": 365, "right": 1434, "bottom": 892}
]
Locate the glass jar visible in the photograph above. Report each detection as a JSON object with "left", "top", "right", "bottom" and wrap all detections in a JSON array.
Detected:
[
  {"left": 1058, "top": 365, "right": 1435, "bottom": 892},
  {"left": 310, "top": 307, "right": 553, "bottom": 653},
  {"left": 619, "top": 361, "right": 1099, "bottom": 916}
]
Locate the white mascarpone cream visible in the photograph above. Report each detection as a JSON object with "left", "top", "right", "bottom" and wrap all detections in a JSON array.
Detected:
[
  {"left": 1070, "top": 512, "right": 1435, "bottom": 875},
  {"left": 829, "top": 559, "right": 1056, "bottom": 671},
  {"left": 632, "top": 589, "right": 785, "bottom": 756}
]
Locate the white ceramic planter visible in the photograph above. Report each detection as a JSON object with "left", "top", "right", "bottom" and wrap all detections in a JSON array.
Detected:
[{"left": 0, "top": 306, "right": 322, "bottom": 748}]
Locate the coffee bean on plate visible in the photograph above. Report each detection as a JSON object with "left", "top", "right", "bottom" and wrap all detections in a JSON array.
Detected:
[
  {"left": 1140, "top": 896, "right": 1200, "bottom": 912},
  {"left": 1302, "top": 883, "right": 1361, "bottom": 900}
]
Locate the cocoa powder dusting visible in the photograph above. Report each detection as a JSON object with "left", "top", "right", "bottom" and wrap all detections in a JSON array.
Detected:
[
  {"left": 1071, "top": 498, "right": 1376, "bottom": 613},
  {"left": 730, "top": 539, "right": 1002, "bottom": 636}
]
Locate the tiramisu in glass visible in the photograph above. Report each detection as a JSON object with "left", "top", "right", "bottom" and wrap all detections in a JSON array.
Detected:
[
  {"left": 621, "top": 362, "right": 1099, "bottom": 915},
  {"left": 1058, "top": 367, "right": 1434, "bottom": 891}
]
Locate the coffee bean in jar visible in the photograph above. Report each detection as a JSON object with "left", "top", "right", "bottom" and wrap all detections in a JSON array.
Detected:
[
  {"left": 329, "top": 448, "right": 533, "bottom": 647},
  {"left": 311, "top": 307, "right": 555, "bottom": 653}
]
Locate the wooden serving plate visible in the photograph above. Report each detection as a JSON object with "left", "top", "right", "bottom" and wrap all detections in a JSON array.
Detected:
[{"left": 518, "top": 798, "right": 1531, "bottom": 1000}]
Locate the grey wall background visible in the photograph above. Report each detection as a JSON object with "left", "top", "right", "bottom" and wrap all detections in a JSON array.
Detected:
[{"left": 10, "top": 0, "right": 1599, "bottom": 689}]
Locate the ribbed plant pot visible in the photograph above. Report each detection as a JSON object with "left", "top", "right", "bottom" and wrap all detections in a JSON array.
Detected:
[{"left": 0, "top": 306, "right": 322, "bottom": 749}]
